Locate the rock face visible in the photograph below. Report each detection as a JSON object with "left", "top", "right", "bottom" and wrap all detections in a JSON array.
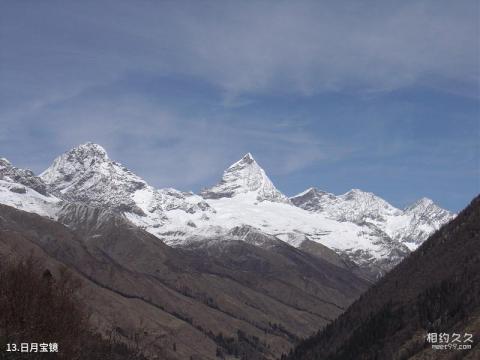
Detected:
[
  {"left": 0, "top": 157, "right": 48, "bottom": 195},
  {"left": 290, "top": 187, "right": 338, "bottom": 212},
  {"left": 286, "top": 195, "right": 480, "bottom": 360},
  {"left": 0, "top": 157, "right": 59, "bottom": 218},
  {"left": 201, "top": 153, "right": 290, "bottom": 203},
  {"left": 2, "top": 143, "right": 456, "bottom": 278}
]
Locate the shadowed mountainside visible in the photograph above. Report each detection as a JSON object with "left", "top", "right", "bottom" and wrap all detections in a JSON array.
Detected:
[
  {"left": 0, "top": 257, "right": 148, "bottom": 360},
  {"left": 285, "top": 195, "right": 480, "bottom": 360}
]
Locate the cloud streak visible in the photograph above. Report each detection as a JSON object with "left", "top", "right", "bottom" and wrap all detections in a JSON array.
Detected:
[{"left": 1, "top": 0, "right": 477, "bottom": 107}]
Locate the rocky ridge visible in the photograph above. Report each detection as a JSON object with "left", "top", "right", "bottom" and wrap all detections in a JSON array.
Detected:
[{"left": 290, "top": 187, "right": 455, "bottom": 251}]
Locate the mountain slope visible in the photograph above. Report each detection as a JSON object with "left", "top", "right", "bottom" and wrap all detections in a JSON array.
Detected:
[
  {"left": 0, "top": 202, "right": 370, "bottom": 359},
  {"left": 286, "top": 194, "right": 480, "bottom": 360}
]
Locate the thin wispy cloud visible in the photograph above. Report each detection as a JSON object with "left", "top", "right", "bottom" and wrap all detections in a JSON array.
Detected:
[
  {"left": 3, "top": 93, "right": 338, "bottom": 188},
  {"left": 1, "top": 1, "right": 477, "bottom": 105}
]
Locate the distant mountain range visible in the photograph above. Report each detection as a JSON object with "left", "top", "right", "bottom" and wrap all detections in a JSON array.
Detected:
[{"left": 1, "top": 142, "right": 454, "bottom": 278}]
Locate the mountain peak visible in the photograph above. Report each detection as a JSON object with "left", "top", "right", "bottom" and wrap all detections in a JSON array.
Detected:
[
  {"left": 69, "top": 142, "right": 109, "bottom": 162},
  {"left": 40, "top": 143, "right": 148, "bottom": 212},
  {"left": 290, "top": 187, "right": 337, "bottom": 211},
  {"left": 400, "top": 197, "right": 455, "bottom": 246},
  {"left": 228, "top": 152, "right": 257, "bottom": 169},
  {"left": 79, "top": 141, "right": 107, "bottom": 151},
  {"left": 40, "top": 142, "right": 112, "bottom": 179},
  {"left": 0, "top": 157, "right": 12, "bottom": 168},
  {"left": 201, "top": 153, "right": 289, "bottom": 203},
  {"left": 292, "top": 186, "right": 403, "bottom": 224},
  {"left": 407, "top": 197, "right": 434, "bottom": 209},
  {"left": 240, "top": 152, "right": 255, "bottom": 163},
  {"left": 292, "top": 187, "right": 337, "bottom": 200},
  {"left": 343, "top": 188, "right": 370, "bottom": 197},
  {"left": 339, "top": 188, "right": 400, "bottom": 215},
  {"left": 404, "top": 197, "right": 443, "bottom": 215},
  {"left": 341, "top": 188, "right": 394, "bottom": 206},
  {"left": 295, "top": 187, "right": 319, "bottom": 197}
]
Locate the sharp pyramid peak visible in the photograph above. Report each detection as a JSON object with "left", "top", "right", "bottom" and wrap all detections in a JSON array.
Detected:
[
  {"left": 201, "top": 153, "right": 289, "bottom": 203},
  {"left": 222, "top": 152, "right": 267, "bottom": 181},
  {"left": 228, "top": 152, "right": 258, "bottom": 169},
  {"left": 241, "top": 152, "right": 255, "bottom": 162},
  {"left": 223, "top": 153, "right": 270, "bottom": 183}
]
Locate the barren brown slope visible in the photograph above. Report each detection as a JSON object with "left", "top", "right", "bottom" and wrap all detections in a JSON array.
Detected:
[
  {"left": 286, "top": 195, "right": 480, "bottom": 360},
  {"left": 0, "top": 203, "right": 369, "bottom": 360}
]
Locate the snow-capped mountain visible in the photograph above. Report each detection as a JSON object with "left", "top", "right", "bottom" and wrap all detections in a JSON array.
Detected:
[
  {"left": 399, "top": 197, "right": 455, "bottom": 247},
  {"left": 1, "top": 157, "right": 48, "bottom": 196},
  {"left": 39, "top": 142, "right": 214, "bottom": 233},
  {"left": 0, "top": 157, "right": 59, "bottom": 217},
  {"left": 200, "top": 153, "right": 290, "bottom": 203},
  {"left": 41, "top": 143, "right": 151, "bottom": 215},
  {"left": 291, "top": 187, "right": 402, "bottom": 223},
  {"left": 290, "top": 188, "right": 337, "bottom": 212},
  {"left": 0, "top": 143, "right": 456, "bottom": 277},
  {"left": 290, "top": 187, "right": 455, "bottom": 250}
]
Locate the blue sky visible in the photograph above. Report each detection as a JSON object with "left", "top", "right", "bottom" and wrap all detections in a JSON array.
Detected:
[{"left": 0, "top": 0, "right": 478, "bottom": 211}]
